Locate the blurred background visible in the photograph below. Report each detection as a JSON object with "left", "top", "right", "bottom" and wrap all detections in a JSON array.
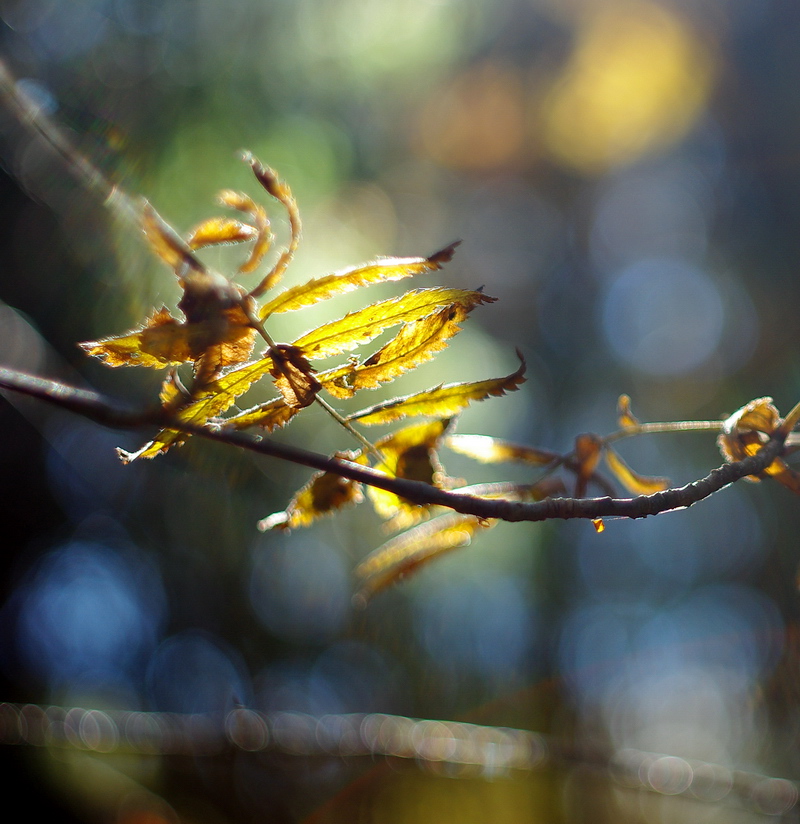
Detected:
[{"left": 1, "top": 0, "right": 800, "bottom": 821}]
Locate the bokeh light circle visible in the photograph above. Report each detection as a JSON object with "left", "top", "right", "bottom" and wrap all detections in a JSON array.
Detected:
[{"left": 600, "top": 258, "right": 724, "bottom": 375}]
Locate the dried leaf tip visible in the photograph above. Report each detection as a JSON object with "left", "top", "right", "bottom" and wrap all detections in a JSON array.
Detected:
[{"left": 428, "top": 240, "right": 462, "bottom": 267}]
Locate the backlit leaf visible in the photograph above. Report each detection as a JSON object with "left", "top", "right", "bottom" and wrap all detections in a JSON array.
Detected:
[
  {"left": 353, "top": 513, "right": 490, "bottom": 606},
  {"left": 244, "top": 154, "right": 301, "bottom": 295},
  {"left": 225, "top": 397, "right": 300, "bottom": 432},
  {"left": 717, "top": 397, "right": 800, "bottom": 494},
  {"left": 366, "top": 419, "right": 452, "bottom": 523},
  {"left": 186, "top": 216, "right": 258, "bottom": 250},
  {"left": 293, "top": 288, "right": 491, "bottom": 362},
  {"left": 79, "top": 307, "right": 194, "bottom": 368},
  {"left": 604, "top": 446, "right": 669, "bottom": 494},
  {"left": 119, "top": 356, "right": 276, "bottom": 461},
  {"left": 347, "top": 355, "right": 526, "bottom": 426},
  {"left": 258, "top": 451, "right": 365, "bottom": 531},
  {"left": 217, "top": 189, "right": 273, "bottom": 274},
  {"left": 269, "top": 344, "right": 321, "bottom": 408},
  {"left": 332, "top": 303, "right": 485, "bottom": 398},
  {"left": 258, "top": 242, "right": 460, "bottom": 320},
  {"left": 445, "top": 434, "right": 559, "bottom": 466}
]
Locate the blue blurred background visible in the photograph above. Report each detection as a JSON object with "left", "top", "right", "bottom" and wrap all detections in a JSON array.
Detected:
[{"left": 1, "top": 1, "right": 800, "bottom": 822}]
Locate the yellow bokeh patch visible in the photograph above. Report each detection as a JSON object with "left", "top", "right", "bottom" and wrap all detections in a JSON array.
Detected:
[{"left": 542, "top": 0, "right": 715, "bottom": 174}]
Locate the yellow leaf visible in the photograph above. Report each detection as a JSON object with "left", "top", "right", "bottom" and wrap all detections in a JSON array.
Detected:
[
  {"left": 339, "top": 303, "right": 484, "bottom": 398},
  {"left": 347, "top": 355, "right": 526, "bottom": 426},
  {"left": 119, "top": 356, "right": 276, "bottom": 462},
  {"left": 603, "top": 446, "right": 669, "bottom": 494},
  {"left": 216, "top": 189, "right": 273, "bottom": 274},
  {"left": 353, "top": 513, "right": 491, "bottom": 605},
  {"left": 293, "top": 288, "right": 492, "bottom": 362},
  {"left": 79, "top": 307, "right": 194, "bottom": 368},
  {"left": 366, "top": 419, "right": 452, "bottom": 523},
  {"left": 225, "top": 398, "right": 301, "bottom": 431},
  {"left": 445, "top": 434, "right": 559, "bottom": 466},
  {"left": 186, "top": 216, "right": 258, "bottom": 250},
  {"left": 617, "top": 394, "right": 640, "bottom": 429},
  {"left": 722, "top": 397, "right": 779, "bottom": 436},
  {"left": 258, "top": 242, "right": 460, "bottom": 320},
  {"left": 717, "top": 397, "right": 783, "bottom": 482},
  {"left": 258, "top": 452, "right": 365, "bottom": 531}
]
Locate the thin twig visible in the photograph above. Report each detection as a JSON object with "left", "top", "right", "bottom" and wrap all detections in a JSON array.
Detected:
[{"left": 0, "top": 367, "right": 788, "bottom": 525}]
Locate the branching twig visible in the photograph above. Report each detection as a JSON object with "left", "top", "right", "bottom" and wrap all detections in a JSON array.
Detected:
[{"left": 0, "top": 366, "right": 788, "bottom": 525}]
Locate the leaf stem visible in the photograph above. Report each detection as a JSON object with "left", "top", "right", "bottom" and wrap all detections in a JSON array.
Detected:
[{"left": 603, "top": 419, "right": 724, "bottom": 445}]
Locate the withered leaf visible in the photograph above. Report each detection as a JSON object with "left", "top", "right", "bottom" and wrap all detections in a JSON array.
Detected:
[
  {"left": 717, "top": 397, "right": 800, "bottom": 493},
  {"left": 573, "top": 433, "right": 602, "bottom": 497},
  {"left": 225, "top": 397, "right": 300, "bottom": 432},
  {"left": 617, "top": 394, "right": 640, "bottom": 429},
  {"left": 119, "top": 355, "right": 276, "bottom": 462},
  {"left": 347, "top": 355, "right": 526, "bottom": 426},
  {"left": 217, "top": 189, "right": 273, "bottom": 274},
  {"left": 258, "top": 242, "right": 460, "bottom": 320},
  {"left": 186, "top": 216, "right": 258, "bottom": 250},
  {"left": 80, "top": 307, "right": 195, "bottom": 368},
  {"left": 325, "top": 302, "right": 485, "bottom": 399},
  {"left": 243, "top": 154, "right": 301, "bottom": 296},
  {"left": 366, "top": 419, "right": 453, "bottom": 524},
  {"left": 258, "top": 451, "right": 365, "bottom": 531},
  {"left": 270, "top": 344, "right": 321, "bottom": 409}
]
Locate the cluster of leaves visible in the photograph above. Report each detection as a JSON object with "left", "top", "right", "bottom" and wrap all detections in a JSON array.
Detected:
[
  {"left": 79, "top": 156, "right": 800, "bottom": 604},
  {"left": 79, "top": 156, "right": 524, "bottom": 508}
]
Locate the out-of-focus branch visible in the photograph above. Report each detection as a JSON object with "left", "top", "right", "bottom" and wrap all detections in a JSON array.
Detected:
[
  {"left": 0, "top": 58, "right": 140, "bottom": 225},
  {"left": 0, "top": 366, "right": 789, "bottom": 526},
  {"left": 0, "top": 702, "right": 796, "bottom": 815}
]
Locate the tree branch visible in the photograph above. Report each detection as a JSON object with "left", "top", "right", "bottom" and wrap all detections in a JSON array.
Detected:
[
  {"left": 0, "top": 366, "right": 788, "bottom": 525},
  {"left": 0, "top": 701, "right": 795, "bottom": 814}
]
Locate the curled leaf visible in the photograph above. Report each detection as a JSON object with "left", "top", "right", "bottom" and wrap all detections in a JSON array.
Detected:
[
  {"left": 717, "top": 397, "right": 800, "bottom": 493},
  {"left": 366, "top": 419, "right": 453, "bottom": 524},
  {"left": 244, "top": 154, "right": 301, "bottom": 295},
  {"left": 270, "top": 344, "right": 321, "bottom": 408},
  {"left": 186, "top": 216, "right": 258, "bottom": 250},
  {"left": 617, "top": 394, "right": 640, "bottom": 429},
  {"left": 258, "top": 452, "right": 365, "bottom": 531},
  {"left": 217, "top": 189, "right": 273, "bottom": 274}
]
